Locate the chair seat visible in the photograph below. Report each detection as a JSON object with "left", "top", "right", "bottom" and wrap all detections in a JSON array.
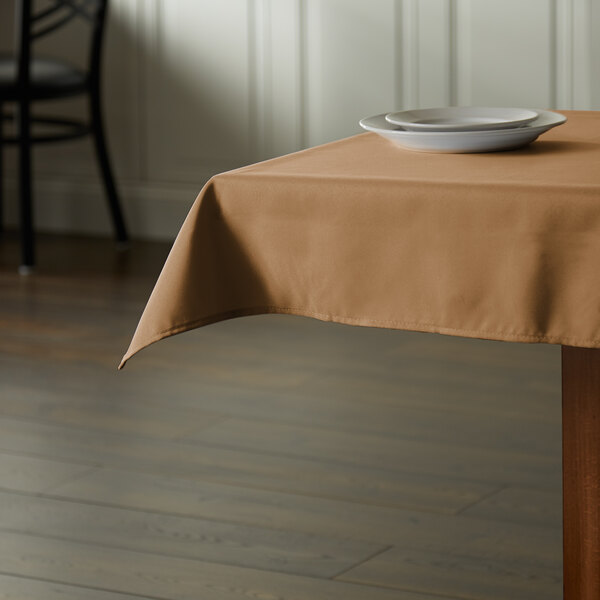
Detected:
[{"left": 0, "top": 55, "right": 88, "bottom": 100}]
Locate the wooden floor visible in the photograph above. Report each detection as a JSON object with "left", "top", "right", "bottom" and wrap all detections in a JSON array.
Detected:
[{"left": 0, "top": 233, "right": 562, "bottom": 600}]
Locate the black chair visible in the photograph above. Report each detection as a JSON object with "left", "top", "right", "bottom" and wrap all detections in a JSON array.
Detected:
[{"left": 0, "top": 0, "right": 128, "bottom": 272}]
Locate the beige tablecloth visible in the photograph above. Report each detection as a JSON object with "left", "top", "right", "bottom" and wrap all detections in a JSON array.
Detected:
[{"left": 120, "top": 110, "right": 600, "bottom": 368}]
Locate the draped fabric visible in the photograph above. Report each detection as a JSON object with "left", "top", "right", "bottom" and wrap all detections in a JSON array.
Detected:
[{"left": 120, "top": 111, "right": 600, "bottom": 368}]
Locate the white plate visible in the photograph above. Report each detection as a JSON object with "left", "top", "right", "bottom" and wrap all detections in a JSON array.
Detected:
[
  {"left": 385, "top": 107, "right": 539, "bottom": 131},
  {"left": 359, "top": 110, "right": 566, "bottom": 154}
]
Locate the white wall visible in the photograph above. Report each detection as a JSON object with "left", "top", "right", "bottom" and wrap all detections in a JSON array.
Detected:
[{"left": 1, "top": 0, "right": 599, "bottom": 240}]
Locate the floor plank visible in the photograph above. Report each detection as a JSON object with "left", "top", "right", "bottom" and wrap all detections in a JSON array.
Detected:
[
  {"left": 47, "top": 466, "right": 561, "bottom": 566},
  {"left": 0, "top": 453, "right": 91, "bottom": 494},
  {"left": 184, "top": 417, "right": 561, "bottom": 490},
  {"left": 461, "top": 486, "right": 563, "bottom": 529},
  {"left": 337, "top": 545, "right": 562, "bottom": 600},
  {"left": 0, "top": 347, "right": 561, "bottom": 454},
  {"left": 0, "top": 383, "right": 225, "bottom": 441},
  {"left": 0, "top": 530, "right": 436, "bottom": 600},
  {"left": 0, "top": 417, "right": 500, "bottom": 513},
  {"left": 0, "top": 489, "right": 385, "bottom": 578},
  {"left": 0, "top": 574, "right": 148, "bottom": 600}
]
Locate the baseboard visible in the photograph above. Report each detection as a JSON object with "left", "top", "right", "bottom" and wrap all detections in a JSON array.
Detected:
[{"left": 2, "top": 175, "right": 208, "bottom": 241}]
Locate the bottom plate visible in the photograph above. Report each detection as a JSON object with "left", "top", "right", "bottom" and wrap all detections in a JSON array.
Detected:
[{"left": 359, "top": 110, "right": 566, "bottom": 153}]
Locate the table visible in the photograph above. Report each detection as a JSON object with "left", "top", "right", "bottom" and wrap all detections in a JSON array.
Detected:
[{"left": 121, "top": 110, "right": 600, "bottom": 599}]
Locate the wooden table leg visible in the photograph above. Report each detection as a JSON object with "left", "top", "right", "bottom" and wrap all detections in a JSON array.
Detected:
[{"left": 562, "top": 345, "right": 600, "bottom": 600}]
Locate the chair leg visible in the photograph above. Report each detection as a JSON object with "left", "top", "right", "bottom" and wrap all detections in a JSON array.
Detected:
[
  {"left": 89, "top": 90, "right": 128, "bottom": 244},
  {"left": 0, "top": 101, "right": 4, "bottom": 234},
  {"left": 18, "top": 100, "right": 34, "bottom": 270}
]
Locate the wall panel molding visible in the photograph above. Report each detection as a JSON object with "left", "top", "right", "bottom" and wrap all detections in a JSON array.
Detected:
[
  {"left": 454, "top": 0, "right": 473, "bottom": 106},
  {"left": 454, "top": 0, "right": 556, "bottom": 108},
  {"left": 303, "top": 0, "right": 397, "bottom": 147},
  {"left": 144, "top": 0, "right": 254, "bottom": 182},
  {"left": 258, "top": 0, "right": 303, "bottom": 158},
  {"left": 399, "top": 0, "right": 419, "bottom": 108},
  {"left": 0, "top": 0, "right": 598, "bottom": 240},
  {"left": 554, "top": 0, "right": 595, "bottom": 109},
  {"left": 398, "top": 0, "right": 453, "bottom": 109},
  {"left": 556, "top": 0, "right": 575, "bottom": 108},
  {"left": 417, "top": 0, "right": 453, "bottom": 107},
  {"left": 572, "top": 0, "right": 594, "bottom": 108}
]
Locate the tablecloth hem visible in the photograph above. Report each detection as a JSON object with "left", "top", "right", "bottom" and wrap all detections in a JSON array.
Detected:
[{"left": 118, "top": 305, "right": 599, "bottom": 369}]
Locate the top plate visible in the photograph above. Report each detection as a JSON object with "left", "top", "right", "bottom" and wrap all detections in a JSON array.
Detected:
[{"left": 385, "top": 107, "right": 539, "bottom": 131}]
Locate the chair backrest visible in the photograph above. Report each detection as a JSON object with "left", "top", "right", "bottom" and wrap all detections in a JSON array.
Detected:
[{"left": 15, "top": 0, "right": 108, "bottom": 90}]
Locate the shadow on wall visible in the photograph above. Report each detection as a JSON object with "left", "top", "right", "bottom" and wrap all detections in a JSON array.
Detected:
[{"left": 0, "top": 0, "right": 253, "bottom": 238}]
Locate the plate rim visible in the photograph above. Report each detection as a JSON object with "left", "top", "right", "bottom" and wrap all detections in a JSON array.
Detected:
[{"left": 384, "top": 106, "right": 541, "bottom": 131}]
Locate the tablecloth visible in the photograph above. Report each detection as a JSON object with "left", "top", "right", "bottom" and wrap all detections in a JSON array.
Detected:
[{"left": 120, "top": 110, "right": 600, "bottom": 368}]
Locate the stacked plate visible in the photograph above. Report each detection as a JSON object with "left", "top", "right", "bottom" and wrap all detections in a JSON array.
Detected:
[{"left": 359, "top": 107, "right": 567, "bottom": 153}]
